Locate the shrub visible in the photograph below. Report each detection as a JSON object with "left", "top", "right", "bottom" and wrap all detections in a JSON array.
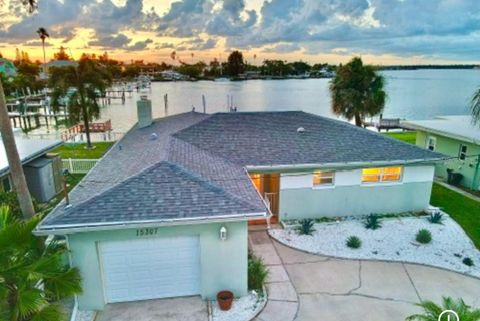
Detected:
[
  {"left": 346, "top": 236, "right": 362, "bottom": 249},
  {"left": 416, "top": 229, "right": 432, "bottom": 244},
  {"left": 407, "top": 297, "right": 480, "bottom": 321},
  {"left": 248, "top": 255, "right": 269, "bottom": 293},
  {"left": 427, "top": 212, "right": 444, "bottom": 224},
  {"left": 0, "top": 191, "right": 39, "bottom": 219},
  {"left": 462, "top": 257, "right": 474, "bottom": 267},
  {"left": 364, "top": 214, "right": 382, "bottom": 230},
  {"left": 297, "top": 219, "right": 315, "bottom": 235}
]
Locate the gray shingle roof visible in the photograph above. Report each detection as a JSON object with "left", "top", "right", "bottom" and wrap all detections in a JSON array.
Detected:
[
  {"left": 174, "top": 111, "right": 444, "bottom": 167},
  {"left": 43, "top": 161, "right": 263, "bottom": 227},
  {"left": 38, "top": 110, "right": 443, "bottom": 232}
]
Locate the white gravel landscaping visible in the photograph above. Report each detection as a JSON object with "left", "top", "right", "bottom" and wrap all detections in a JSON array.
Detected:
[
  {"left": 211, "top": 290, "right": 266, "bottom": 321},
  {"left": 74, "top": 309, "right": 95, "bottom": 321},
  {"left": 269, "top": 215, "right": 480, "bottom": 278}
]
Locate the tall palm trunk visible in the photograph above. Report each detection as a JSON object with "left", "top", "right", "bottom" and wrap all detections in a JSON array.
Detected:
[
  {"left": 354, "top": 113, "right": 363, "bottom": 127},
  {"left": 0, "top": 80, "right": 35, "bottom": 219},
  {"left": 80, "top": 93, "right": 92, "bottom": 148},
  {"left": 41, "top": 38, "right": 47, "bottom": 75}
]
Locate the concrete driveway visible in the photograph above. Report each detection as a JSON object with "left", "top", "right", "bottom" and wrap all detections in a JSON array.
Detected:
[
  {"left": 249, "top": 230, "right": 480, "bottom": 321},
  {"left": 95, "top": 296, "right": 208, "bottom": 321}
]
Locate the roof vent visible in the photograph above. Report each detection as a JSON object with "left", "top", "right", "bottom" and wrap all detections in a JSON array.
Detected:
[
  {"left": 150, "top": 133, "right": 158, "bottom": 141},
  {"left": 297, "top": 127, "right": 305, "bottom": 133}
]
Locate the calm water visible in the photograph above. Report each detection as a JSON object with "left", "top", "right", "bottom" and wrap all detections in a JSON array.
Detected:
[{"left": 94, "top": 69, "right": 480, "bottom": 132}]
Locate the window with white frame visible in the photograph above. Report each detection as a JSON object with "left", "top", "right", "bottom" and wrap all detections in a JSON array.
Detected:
[
  {"left": 362, "top": 167, "right": 402, "bottom": 183},
  {"left": 313, "top": 171, "right": 335, "bottom": 187},
  {"left": 459, "top": 144, "right": 468, "bottom": 160},
  {"left": 427, "top": 136, "right": 436, "bottom": 151}
]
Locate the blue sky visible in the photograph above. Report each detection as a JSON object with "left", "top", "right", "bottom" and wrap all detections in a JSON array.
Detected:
[{"left": 0, "top": 0, "right": 479, "bottom": 64}]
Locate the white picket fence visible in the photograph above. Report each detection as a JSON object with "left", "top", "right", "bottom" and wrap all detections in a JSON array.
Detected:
[{"left": 62, "top": 158, "right": 99, "bottom": 174}]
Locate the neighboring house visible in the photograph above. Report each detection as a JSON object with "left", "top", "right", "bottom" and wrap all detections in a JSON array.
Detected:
[
  {"left": 0, "top": 136, "right": 63, "bottom": 202},
  {"left": 403, "top": 115, "right": 480, "bottom": 191},
  {"left": 0, "top": 58, "right": 17, "bottom": 77},
  {"left": 36, "top": 102, "right": 442, "bottom": 311}
]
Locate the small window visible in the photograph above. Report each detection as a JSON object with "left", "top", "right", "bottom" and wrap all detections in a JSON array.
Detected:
[
  {"left": 362, "top": 167, "right": 402, "bottom": 183},
  {"left": 427, "top": 136, "right": 436, "bottom": 151},
  {"left": 382, "top": 167, "right": 402, "bottom": 181},
  {"left": 1, "top": 176, "right": 12, "bottom": 192},
  {"left": 361, "top": 168, "right": 381, "bottom": 183},
  {"left": 459, "top": 144, "right": 468, "bottom": 160},
  {"left": 313, "top": 171, "right": 334, "bottom": 186}
]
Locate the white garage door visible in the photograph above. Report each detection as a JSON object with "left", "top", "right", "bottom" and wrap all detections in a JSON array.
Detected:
[{"left": 100, "top": 236, "right": 201, "bottom": 303}]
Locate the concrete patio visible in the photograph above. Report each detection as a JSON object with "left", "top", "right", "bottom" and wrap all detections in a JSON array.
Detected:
[
  {"left": 249, "top": 230, "right": 480, "bottom": 321},
  {"left": 95, "top": 296, "right": 208, "bottom": 321}
]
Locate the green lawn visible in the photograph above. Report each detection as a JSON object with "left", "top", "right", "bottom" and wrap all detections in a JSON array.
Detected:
[
  {"left": 384, "top": 131, "right": 417, "bottom": 145},
  {"left": 52, "top": 142, "right": 114, "bottom": 159},
  {"left": 430, "top": 183, "right": 480, "bottom": 249}
]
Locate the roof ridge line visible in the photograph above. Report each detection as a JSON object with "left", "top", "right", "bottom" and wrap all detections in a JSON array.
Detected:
[{"left": 168, "top": 136, "right": 268, "bottom": 210}]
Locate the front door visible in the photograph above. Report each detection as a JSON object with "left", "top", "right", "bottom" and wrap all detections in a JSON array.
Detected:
[{"left": 250, "top": 173, "right": 280, "bottom": 223}]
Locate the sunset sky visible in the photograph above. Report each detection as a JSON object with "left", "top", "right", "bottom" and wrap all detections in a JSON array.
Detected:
[{"left": 0, "top": 0, "right": 479, "bottom": 65}]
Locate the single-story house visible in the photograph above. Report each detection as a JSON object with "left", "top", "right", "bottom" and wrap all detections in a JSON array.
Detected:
[
  {"left": 0, "top": 136, "right": 63, "bottom": 202},
  {"left": 36, "top": 100, "right": 443, "bottom": 311},
  {"left": 403, "top": 115, "right": 480, "bottom": 191}
]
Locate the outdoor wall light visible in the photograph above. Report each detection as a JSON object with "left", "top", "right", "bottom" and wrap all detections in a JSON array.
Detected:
[{"left": 220, "top": 226, "right": 227, "bottom": 241}]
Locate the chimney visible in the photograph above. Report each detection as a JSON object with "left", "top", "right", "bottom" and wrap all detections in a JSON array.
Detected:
[{"left": 137, "top": 95, "right": 152, "bottom": 128}]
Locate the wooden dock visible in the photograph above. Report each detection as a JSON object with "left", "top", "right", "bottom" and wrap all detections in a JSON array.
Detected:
[
  {"left": 363, "top": 115, "right": 409, "bottom": 132},
  {"left": 61, "top": 120, "right": 112, "bottom": 141}
]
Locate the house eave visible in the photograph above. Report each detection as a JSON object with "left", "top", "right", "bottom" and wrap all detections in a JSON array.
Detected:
[
  {"left": 402, "top": 122, "right": 480, "bottom": 145},
  {"left": 0, "top": 139, "right": 64, "bottom": 177},
  {"left": 245, "top": 158, "right": 445, "bottom": 172},
  {"left": 34, "top": 211, "right": 269, "bottom": 236}
]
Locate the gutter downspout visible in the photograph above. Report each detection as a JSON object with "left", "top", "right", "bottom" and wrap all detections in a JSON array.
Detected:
[
  {"left": 472, "top": 155, "right": 480, "bottom": 191},
  {"left": 65, "top": 235, "right": 80, "bottom": 321}
]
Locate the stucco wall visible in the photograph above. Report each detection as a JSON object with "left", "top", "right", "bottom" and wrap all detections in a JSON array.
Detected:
[
  {"left": 279, "top": 165, "right": 434, "bottom": 220},
  {"left": 416, "top": 131, "right": 480, "bottom": 190},
  {"left": 68, "top": 221, "right": 248, "bottom": 311}
]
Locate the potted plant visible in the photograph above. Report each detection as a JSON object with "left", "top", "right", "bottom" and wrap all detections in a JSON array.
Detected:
[{"left": 217, "top": 290, "right": 234, "bottom": 311}]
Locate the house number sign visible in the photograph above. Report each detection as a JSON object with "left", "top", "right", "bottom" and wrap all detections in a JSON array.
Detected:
[{"left": 136, "top": 228, "right": 158, "bottom": 236}]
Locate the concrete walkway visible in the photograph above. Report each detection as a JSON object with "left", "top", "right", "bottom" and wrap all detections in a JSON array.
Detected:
[
  {"left": 95, "top": 296, "right": 207, "bottom": 321},
  {"left": 435, "top": 179, "right": 480, "bottom": 202},
  {"left": 249, "top": 230, "right": 480, "bottom": 321},
  {"left": 249, "top": 230, "right": 299, "bottom": 321}
]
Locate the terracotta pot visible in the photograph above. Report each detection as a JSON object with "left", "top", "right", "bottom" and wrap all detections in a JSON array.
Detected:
[{"left": 217, "top": 290, "right": 234, "bottom": 311}]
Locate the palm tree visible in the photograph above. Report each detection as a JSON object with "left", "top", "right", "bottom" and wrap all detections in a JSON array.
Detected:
[
  {"left": 330, "top": 57, "right": 386, "bottom": 127},
  {"left": 0, "top": 79, "right": 36, "bottom": 219},
  {"left": 36, "top": 27, "right": 49, "bottom": 75},
  {"left": 49, "top": 57, "right": 112, "bottom": 148},
  {"left": 406, "top": 297, "right": 480, "bottom": 321},
  {"left": 0, "top": 206, "right": 82, "bottom": 321},
  {"left": 0, "top": 0, "right": 40, "bottom": 220},
  {"left": 471, "top": 88, "right": 480, "bottom": 125}
]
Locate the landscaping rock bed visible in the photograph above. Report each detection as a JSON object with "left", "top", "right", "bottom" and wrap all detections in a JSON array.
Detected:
[
  {"left": 211, "top": 290, "right": 266, "bottom": 321},
  {"left": 270, "top": 215, "right": 480, "bottom": 278}
]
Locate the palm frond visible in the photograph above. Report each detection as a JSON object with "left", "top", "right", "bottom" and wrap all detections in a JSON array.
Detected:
[
  {"left": 11, "top": 287, "right": 48, "bottom": 321},
  {"left": 471, "top": 88, "right": 480, "bottom": 126},
  {"left": 30, "top": 303, "right": 65, "bottom": 321},
  {"left": 43, "top": 267, "right": 82, "bottom": 301}
]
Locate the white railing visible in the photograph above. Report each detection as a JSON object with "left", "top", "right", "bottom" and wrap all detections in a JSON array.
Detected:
[
  {"left": 62, "top": 158, "right": 99, "bottom": 174},
  {"left": 23, "top": 131, "right": 125, "bottom": 142}
]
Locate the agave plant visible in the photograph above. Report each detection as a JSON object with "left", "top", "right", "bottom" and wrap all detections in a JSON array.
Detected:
[
  {"left": 297, "top": 219, "right": 315, "bottom": 236},
  {"left": 427, "top": 212, "right": 444, "bottom": 224},
  {"left": 364, "top": 214, "right": 382, "bottom": 230},
  {"left": 406, "top": 297, "right": 480, "bottom": 321},
  {"left": 0, "top": 206, "right": 82, "bottom": 321}
]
